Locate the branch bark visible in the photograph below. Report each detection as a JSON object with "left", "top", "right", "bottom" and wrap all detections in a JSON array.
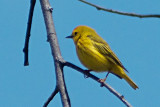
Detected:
[
  {"left": 39, "top": 0, "right": 70, "bottom": 107},
  {"left": 23, "top": 0, "right": 36, "bottom": 66},
  {"left": 79, "top": 0, "right": 160, "bottom": 18}
]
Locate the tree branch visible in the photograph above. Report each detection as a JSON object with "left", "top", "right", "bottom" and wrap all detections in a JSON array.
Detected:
[
  {"left": 64, "top": 61, "right": 132, "bottom": 107},
  {"left": 39, "top": 0, "right": 70, "bottom": 107},
  {"left": 79, "top": 0, "right": 160, "bottom": 18},
  {"left": 43, "top": 86, "right": 59, "bottom": 107},
  {"left": 23, "top": 0, "right": 36, "bottom": 66},
  {"left": 26, "top": 0, "right": 136, "bottom": 106}
]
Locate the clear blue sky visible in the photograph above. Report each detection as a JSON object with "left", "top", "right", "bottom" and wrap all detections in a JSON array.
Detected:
[{"left": 1, "top": 0, "right": 160, "bottom": 107}]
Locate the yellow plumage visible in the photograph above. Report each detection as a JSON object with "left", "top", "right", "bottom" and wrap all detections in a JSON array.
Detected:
[{"left": 66, "top": 25, "right": 138, "bottom": 90}]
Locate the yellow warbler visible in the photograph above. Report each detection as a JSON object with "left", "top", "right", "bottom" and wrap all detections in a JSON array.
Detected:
[{"left": 66, "top": 25, "right": 138, "bottom": 90}]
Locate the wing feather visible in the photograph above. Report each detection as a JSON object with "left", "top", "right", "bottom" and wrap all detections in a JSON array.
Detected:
[{"left": 87, "top": 35, "right": 128, "bottom": 72}]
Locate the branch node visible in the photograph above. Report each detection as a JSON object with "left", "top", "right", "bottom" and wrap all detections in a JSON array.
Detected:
[
  {"left": 96, "top": 7, "right": 101, "bottom": 10},
  {"left": 100, "top": 83, "right": 105, "bottom": 87},
  {"left": 47, "top": 33, "right": 55, "bottom": 42},
  {"left": 84, "top": 74, "right": 89, "bottom": 78},
  {"left": 83, "top": 70, "right": 91, "bottom": 78},
  {"left": 47, "top": 6, "right": 53, "bottom": 12},
  {"left": 55, "top": 57, "right": 66, "bottom": 67},
  {"left": 121, "top": 95, "right": 124, "bottom": 99}
]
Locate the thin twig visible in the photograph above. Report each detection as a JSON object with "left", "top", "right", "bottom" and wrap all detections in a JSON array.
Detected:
[
  {"left": 23, "top": 0, "right": 36, "bottom": 66},
  {"left": 64, "top": 61, "right": 132, "bottom": 107},
  {"left": 79, "top": 0, "right": 160, "bottom": 18},
  {"left": 43, "top": 86, "right": 59, "bottom": 107}
]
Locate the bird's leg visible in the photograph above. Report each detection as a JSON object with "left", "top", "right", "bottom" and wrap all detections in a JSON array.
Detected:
[
  {"left": 84, "top": 69, "right": 92, "bottom": 78},
  {"left": 98, "top": 72, "right": 110, "bottom": 83}
]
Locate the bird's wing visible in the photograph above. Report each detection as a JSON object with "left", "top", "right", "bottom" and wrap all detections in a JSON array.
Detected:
[{"left": 87, "top": 35, "right": 128, "bottom": 72}]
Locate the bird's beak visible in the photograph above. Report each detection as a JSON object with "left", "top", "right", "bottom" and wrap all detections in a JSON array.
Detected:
[{"left": 66, "top": 35, "right": 73, "bottom": 39}]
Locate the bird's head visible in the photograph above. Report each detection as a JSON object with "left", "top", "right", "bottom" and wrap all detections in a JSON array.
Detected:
[{"left": 66, "top": 25, "right": 95, "bottom": 44}]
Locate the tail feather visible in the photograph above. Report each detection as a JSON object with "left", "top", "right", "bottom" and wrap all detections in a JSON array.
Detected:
[{"left": 123, "top": 74, "right": 138, "bottom": 90}]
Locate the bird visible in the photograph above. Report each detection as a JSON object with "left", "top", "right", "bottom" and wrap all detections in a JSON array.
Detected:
[{"left": 66, "top": 25, "right": 138, "bottom": 90}]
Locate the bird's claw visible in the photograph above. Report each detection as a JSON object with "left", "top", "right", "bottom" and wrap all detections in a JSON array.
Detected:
[{"left": 98, "top": 78, "right": 106, "bottom": 87}]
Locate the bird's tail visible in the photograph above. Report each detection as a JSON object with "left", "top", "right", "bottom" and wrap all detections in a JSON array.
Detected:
[{"left": 123, "top": 74, "right": 138, "bottom": 90}]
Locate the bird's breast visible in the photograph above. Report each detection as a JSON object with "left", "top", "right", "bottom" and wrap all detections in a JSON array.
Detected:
[{"left": 76, "top": 40, "right": 111, "bottom": 72}]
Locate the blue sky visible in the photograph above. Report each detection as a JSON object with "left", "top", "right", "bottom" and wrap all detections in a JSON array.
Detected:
[{"left": 1, "top": 0, "right": 160, "bottom": 107}]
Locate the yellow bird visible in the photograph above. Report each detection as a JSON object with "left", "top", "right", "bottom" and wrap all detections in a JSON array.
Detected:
[{"left": 66, "top": 25, "right": 138, "bottom": 90}]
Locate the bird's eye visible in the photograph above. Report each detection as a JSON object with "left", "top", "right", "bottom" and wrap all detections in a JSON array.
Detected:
[{"left": 74, "top": 32, "right": 78, "bottom": 35}]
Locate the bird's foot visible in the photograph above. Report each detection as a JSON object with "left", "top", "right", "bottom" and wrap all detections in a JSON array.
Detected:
[
  {"left": 98, "top": 78, "right": 106, "bottom": 83},
  {"left": 98, "top": 78, "right": 107, "bottom": 87}
]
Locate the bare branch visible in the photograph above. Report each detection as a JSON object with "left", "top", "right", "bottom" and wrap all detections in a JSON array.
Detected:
[
  {"left": 43, "top": 86, "right": 59, "bottom": 107},
  {"left": 23, "top": 0, "right": 36, "bottom": 66},
  {"left": 25, "top": 0, "right": 136, "bottom": 106},
  {"left": 79, "top": 0, "right": 160, "bottom": 18},
  {"left": 64, "top": 61, "right": 132, "bottom": 107},
  {"left": 39, "top": 0, "right": 70, "bottom": 107}
]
